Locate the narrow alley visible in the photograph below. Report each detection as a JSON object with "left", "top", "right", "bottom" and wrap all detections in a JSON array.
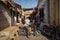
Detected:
[{"left": 0, "top": 0, "right": 60, "bottom": 40}]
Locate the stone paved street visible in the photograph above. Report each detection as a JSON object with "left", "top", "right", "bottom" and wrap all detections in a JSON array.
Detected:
[
  {"left": 0, "top": 24, "right": 49, "bottom": 40},
  {"left": 14, "top": 35, "right": 49, "bottom": 40}
]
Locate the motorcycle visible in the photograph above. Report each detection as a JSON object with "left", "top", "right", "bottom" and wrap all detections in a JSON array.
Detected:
[
  {"left": 41, "top": 25, "right": 59, "bottom": 40},
  {"left": 49, "top": 26, "right": 59, "bottom": 40}
]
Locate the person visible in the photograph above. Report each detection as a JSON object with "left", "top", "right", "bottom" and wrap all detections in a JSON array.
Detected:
[
  {"left": 39, "top": 8, "right": 44, "bottom": 23},
  {"left": 38, "top": 0, "right": 47, "bottom": 23},
  {"left": 24, "top": 17, "right": 30, "bottom": 26},
  {"left": 21, "top": 10, "right": 25, "bottom": 24},
  {"left": 14, "top": 16, "right": 17, "bottom": 25},
  {"left": 33, "top": 7, "right": 40, "bottom": 30}
]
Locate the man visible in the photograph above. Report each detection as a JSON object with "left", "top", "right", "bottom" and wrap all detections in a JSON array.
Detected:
[
  {"left": 38, "top": 0, "right": 47, "bottom": 23},
  {"left": 21, "top": 10, "right": 25, "bottom": 24},
  {"left": 24, "top": 17, "right": 30, "bottom": 26},
  {"left": 34, "top": 7, "right": 40, "bottom": 28}
]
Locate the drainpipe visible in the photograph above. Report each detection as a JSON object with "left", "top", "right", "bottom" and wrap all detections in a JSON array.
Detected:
[{"left": 58, "top": 0, "right": 59, "bottom": 26}]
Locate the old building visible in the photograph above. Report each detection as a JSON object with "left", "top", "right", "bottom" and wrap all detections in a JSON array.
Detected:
[
  {"left": 0, "top": 0, "right": 22, "bottom": 31},
  {"left": 38, "top": 0, "right": 59, "bottom": 26},
  {"left": 38, "top": 0, "right": 60, "bottom": 38}
]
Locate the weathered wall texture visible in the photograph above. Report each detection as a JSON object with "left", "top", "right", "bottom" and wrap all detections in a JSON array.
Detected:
[
  {"left": 0, "top": 2, "right": 11, "bottom": 30},
  {"left": 49, "top": 0, "right": 58, "bottom": 25}
]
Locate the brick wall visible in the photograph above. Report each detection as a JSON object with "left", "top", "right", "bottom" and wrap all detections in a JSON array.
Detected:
[
  {"left": 0, "top": 10, "right": 10, "bottom": 31},
  {"left": 0, "top": 2, "right": 11, "bottom": 31}
]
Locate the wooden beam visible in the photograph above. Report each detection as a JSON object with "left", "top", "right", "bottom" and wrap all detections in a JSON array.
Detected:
[
  {"left": 54, "top": 0, "right": 58, "bottom": 25},
  {"left": 49, "top": 0, "right": 58, "bottom": 25},
  {"left": 49, "top": 0, "right": 54, "bottom": 25}
]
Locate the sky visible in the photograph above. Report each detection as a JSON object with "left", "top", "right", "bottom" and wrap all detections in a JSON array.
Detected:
[{"left": 14, "top": 0, "right": 38, "bottom": 8}]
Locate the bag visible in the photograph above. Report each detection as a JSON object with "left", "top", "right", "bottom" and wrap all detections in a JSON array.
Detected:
[{"left": 40, "top": 23, "right": 49, "bottom": 31}]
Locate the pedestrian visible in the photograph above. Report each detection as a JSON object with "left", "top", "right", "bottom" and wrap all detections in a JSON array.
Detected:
[
  {"left": 21, "top": 10, "right": 25, "bottom": 24},
  {"left": 33, "top": 7, "right": 40, "bottom": 30},
  {"left": 14, "top": 16, "right": 17, "bottom": 25},
  {"left": 38, "top": 0, "right": 47, "bottom": 23}
]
